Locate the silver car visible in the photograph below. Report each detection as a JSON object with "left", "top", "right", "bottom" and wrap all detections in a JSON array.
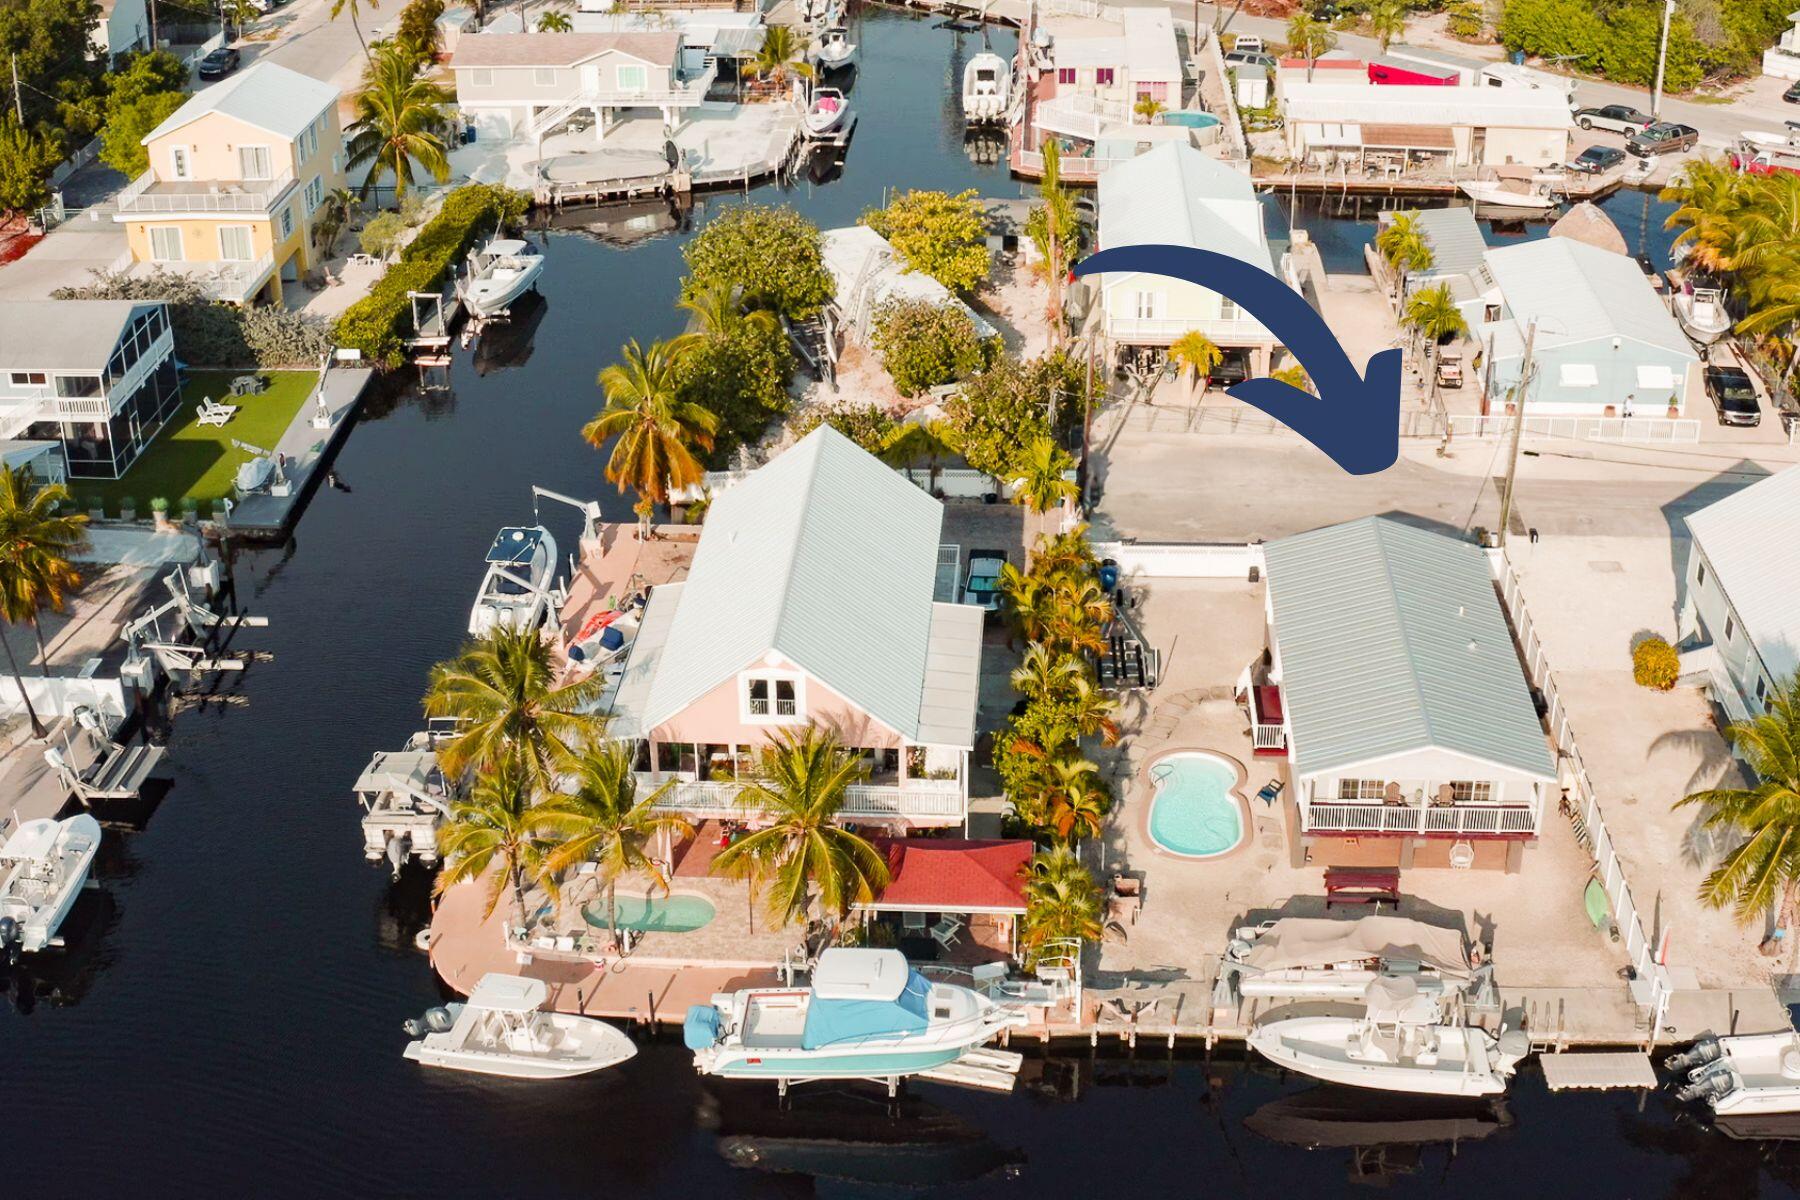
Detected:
[{"left": 1573, "top": 104, "right": 1653, "bottom": 135}]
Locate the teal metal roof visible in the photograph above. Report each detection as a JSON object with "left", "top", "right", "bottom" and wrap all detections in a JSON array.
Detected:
[
  {"left": 1263, "top": 518, "right": 1556, "bottom": 780},
  {"left": 623, "top": 426, "right": 970, "bottom": 745}
]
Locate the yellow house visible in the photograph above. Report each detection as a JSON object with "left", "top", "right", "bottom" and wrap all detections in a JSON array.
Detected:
[{"left": 114, "top": 62, "right": 345, "bottom": 306}]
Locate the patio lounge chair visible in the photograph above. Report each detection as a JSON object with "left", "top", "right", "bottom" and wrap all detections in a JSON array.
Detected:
[
  {"left": 901, "top": 910, "right": 928, "bottom": 932},
  {"left": 1256, "top": 779, "right": 1285, "bottom": 807},
  {"left": 196, "top": 398, "right": 238, "bottom": 427},
  {"left": 930, "top": 916, "right": 964, "bottom": 949}
]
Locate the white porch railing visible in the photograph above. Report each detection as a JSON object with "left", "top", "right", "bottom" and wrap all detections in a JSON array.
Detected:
[
  {"left": 1449, "top": 412, "right": 1700, "bottom": 445},
  {"left": 1304, "top": 802, "right": 1538, "bottom": 836},
  {"left": 1034, "top": 95, "right": 1128, "bottom": 141},
  {"left": 638, "top": 774, "right": 966, "bottom": 822},
  {"left": 116, "top": 170, "right": 297, "bottom": 216},
  {"left": 1252, "top": 723, "right": 1286, "bottom": 751},
  {"left": 527, "top": 65, "right": 718, "bottom": 136},
  {"left": 1010, "top": 148, "right": 1137, "bottom": 180},
  {"left": 1105, "top": 315, "right": 1271, "bottom": 343}
]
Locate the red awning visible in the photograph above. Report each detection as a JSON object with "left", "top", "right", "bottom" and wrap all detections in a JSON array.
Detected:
[{"left": 867, "top": 838, "right": 1034, "bottom": 913}]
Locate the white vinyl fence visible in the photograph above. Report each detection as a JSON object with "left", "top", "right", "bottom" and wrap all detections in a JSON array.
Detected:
[
  {"left": 1490, "top": 551, "right": 1659, "bottom": 981},
  {"left": 1451, "top": 413, "right": 1701, "bottom": 445},
  {"left": 1090, "top": 540, "right": 1263, "bottom": 580}
]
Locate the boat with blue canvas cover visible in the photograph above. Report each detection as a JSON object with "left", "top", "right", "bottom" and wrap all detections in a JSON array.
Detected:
[
  {"left": 469, "top": 524, "right": 559, "bottom": 636},
  {"left": 685, "top": 948, "right": 1026, "bottom": 1089}
]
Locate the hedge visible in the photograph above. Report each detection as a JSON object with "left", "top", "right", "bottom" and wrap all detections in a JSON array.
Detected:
[
  {"left": 1632, "top": 636, "right": 1680, "bottom": 691},
  {"left": 333, "top": 183, "right": 531, "bottom": 367}
]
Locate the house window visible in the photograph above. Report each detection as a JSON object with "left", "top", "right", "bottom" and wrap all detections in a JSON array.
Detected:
[
  {"left": 54, "top": 375, "right": 101, "bottom": 399},
  {"left": 1725, "top": 615, "right": 1735, "bottom": 641},
  {"left": 1757, "top": 676, "right": 1768, "bottom": 703},
  {"left": 743, "top": 674, "right": 801, "bottom": 721},
  {"left": 1336, "top": 779, "right": 1385, "bottom": 801},
  {"left": 1696, "top": 561, "right": 1705, "bottom": 587},
  {"left": 239, "top": 145, "right": 273, "bottom": 180},
  {"left": 169, "top": 146, "right": 190, "bottom": 179},
  {"left": 1449, "top": 780, "right": 1493, "bottom": 803},
  {"left": 1558, "top": 363, "right": 1598, "bottom": 388},
  {"left": 148, "top": 226, "right": 183, "bottom": 261},
  {"left": 279, "top": 204, "right": 294, "bottom": 239},
  {"left": 1133, "top": 290, "right": 1162, "bottom": 321},
  {"left": 304, "top": 175, "right": 323, "bottom": 214},
  {"left": 534, "top": 67, "right": 558, "bottom": 87},
  {"left": 616, "top": 64, "right": 648, "bottom": 91},
  {"left": 1220, "top": 295, "right": 1238, "bottom": 321},
  {"left": 1057, "top": 67, "right": 1076, "bottom": 85},
  {"left": 1095, "top": 68, "right": 1115, "bottom": 85},
  {"left": 218, "top": 225, "right": 253, "bottom": 261},
  {"left": 470, "top": 68, "right": 492, "bottom": 87},
  {"left": 1136, "top": 82, "right": 1168, "bottom": 102},
  {"left": 8, "top": 372, "right": 45, "bottom": 387}
]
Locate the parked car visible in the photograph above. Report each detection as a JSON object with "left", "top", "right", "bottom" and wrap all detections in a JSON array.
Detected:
[
  {"left": 196, "top": 47, "right": 241, "bottom": 80},
  {"left": 1573, "top": 104, "right": 1652, "bottom": 134},
  {"left": 1627, "top": 122, "right": 1699, "bottom": 157},
  {"left": 1705, "top": 366, "right": 1761, "bottom": 427},
  {"left": 1785, "top": 80, "right": 1800, "bottom": 104},
  {"left": 1231, "top": 35, "right": 1265, "bottom": 54},
  {"left": 1568, "top": 145, "right": 1626, "bottom": 174},
  {"left": 1225, "top": 49, "right": 1277, "bottom": 69},
  {"left": 1435, "top": 352, "right": 1464, "bottom": 390}
]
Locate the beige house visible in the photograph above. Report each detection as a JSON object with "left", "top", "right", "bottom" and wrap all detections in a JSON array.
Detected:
[
  {"left": 1279, "top": 80, "right": 1572, "bottom": 170},
  {"left": 1093, "top": 142, "right": 1282, "bottom": 376},
  {"left": 449, "top": 32, "right": 713, "bottom": 141},
  {"left": 114, "top": 63, "right": 345, "bottom": 306}
]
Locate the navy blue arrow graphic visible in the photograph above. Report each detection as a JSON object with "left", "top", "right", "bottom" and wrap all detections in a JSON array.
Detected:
[{"left": 1073, "top": 244, "right": 1402, "bottom": 475}]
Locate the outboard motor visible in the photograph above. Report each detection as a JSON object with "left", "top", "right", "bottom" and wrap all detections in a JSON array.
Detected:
[
  {"left": 402, "top": 1006, "right": 455, "bottom": 1038},
  {"left": 385, "top": 832, "right": 410, "bottom": 880},
  {"left": 1676, "top": 1068, "right": 1736, "bottom": 1105},
  {"left": 1665, "top": 1033, "right": 1724, "bottom": 1075},
  {"left": 0, "top": 916, "right": 17, "bottom": 963}
]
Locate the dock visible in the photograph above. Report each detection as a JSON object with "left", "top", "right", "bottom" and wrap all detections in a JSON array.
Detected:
[
  {"left": 226, "top": 365, "right": 374, "bottom": 540},
  {"left": 1540, "top": 1051, "right": 1659, "bottom": 1091},
  {"left": 533, "top": 106, "right": 807, "bottom": 208}
]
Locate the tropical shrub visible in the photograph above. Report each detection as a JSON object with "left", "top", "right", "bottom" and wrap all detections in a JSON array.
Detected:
[
  {"left": 673, "top": 316, "right": 794, "bottom": 460},
  {"left": 943, "top": 349, "right": 1084, "bottom": 479},
  {"left": 0, "top": 117, "right": 58, "bottom": 218},
  {"left": 52, "top": 269, "right": 334, "bottom": 367},
  {"left": 789, "top": 402, "right": 897, "bottom": 454},
  {"left": 358, "top": 210, "right": 410, "bottom": 259},
  {"left": 861, "top": 189, "right": 990, "bottom": 294},
  {"left": 1497, "top": 0, "right": 1704, "bottom": 90},
  {"left": 1632, "top": 635, "right": 1681, "bottom": 691},
  {"left": 1446, "top": 1, "right": 1484, "bottom": 39},
  {"left": 333, "top": 183, "right": 529, "bottom": 365},
  {"left": 98, "top": 50, "right": 190, "bottom": 177},
  {"left": 681, "top": 204, "right": 833, "bottom": 320},
  {"left": 869, "top": 298, "right": 993, "bottom": 397}
]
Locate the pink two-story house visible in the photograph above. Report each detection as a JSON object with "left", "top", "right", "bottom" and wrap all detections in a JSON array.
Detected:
[{"left": 607, "top": 426, "right": 985, "bottom": 829}]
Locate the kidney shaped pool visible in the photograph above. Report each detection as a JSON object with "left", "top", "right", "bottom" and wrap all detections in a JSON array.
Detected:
[{"left": 1146, "top": 751, "right": 1247, "bottom": 858}]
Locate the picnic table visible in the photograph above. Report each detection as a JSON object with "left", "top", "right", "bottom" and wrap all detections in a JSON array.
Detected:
[{"left": 1324, "top": 867, "right": 1401, "bottom": 910}]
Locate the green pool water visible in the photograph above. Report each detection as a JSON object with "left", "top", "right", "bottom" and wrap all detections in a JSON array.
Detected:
[{"left": 582, "top": 893, "right": 718, "bottom": 933}]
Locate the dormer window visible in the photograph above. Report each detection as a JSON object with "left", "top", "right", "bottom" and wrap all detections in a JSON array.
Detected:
[{"left": 742, "top": 672, "right": 802, "bottom": 723}]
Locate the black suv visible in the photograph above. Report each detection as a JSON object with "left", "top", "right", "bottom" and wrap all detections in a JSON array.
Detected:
[
  {"left": 197, "top": 47, "right": 241, "bottom": 81},
  {"left": 1626, "top": 122, "right": 1699, "bottom": 156},
  {"left": 1705, "top": 366, "right": 1761, "bottom": 426}
]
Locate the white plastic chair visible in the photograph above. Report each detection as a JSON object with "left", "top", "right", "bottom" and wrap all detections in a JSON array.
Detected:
[{"left": 930, "top": 917, "right": 964, "bottom": 949}]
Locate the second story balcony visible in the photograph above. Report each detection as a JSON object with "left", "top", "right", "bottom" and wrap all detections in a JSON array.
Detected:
[{"left": 115, "top": 170, "right": 297, "bottom": 218}]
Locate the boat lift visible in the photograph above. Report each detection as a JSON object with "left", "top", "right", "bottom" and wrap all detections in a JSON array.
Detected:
[
  {"left": 532, "top": 484, "right": 605, "bottom": 570},
  {"left": 119, "top": 565, "right": 269, "bottom": 688}
]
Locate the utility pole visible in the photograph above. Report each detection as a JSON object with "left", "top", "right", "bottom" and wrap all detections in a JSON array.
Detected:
[
  {"left": 1651, "top": 0, "right": 1676, "bottom": 120},
  {"left": 1496, "top": 319, "right": 1538, "bottom": 550},
  {"left": 9, "top": 55, "right": 22, "bottom": 124}
]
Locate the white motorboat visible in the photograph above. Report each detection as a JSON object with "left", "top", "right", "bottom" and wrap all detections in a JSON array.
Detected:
[
  {"left": 1248, "top": 977, "right": 1528, "bottom": 1098},
  {"left": 355, "top": 720, "right": 461, "bottom": 873},
  {"left": 0, "top": 813, "right": 101, "bottom": 955},
  {"left": 402, "top": 974, "right": 638, "bottom": 1079},
  {"left": 1456, "top": 175, "right": 1557, "bottom": 210},
  {"left": 1217, "top": 916, "right": 1480, "bottom": 1003},
  {"left": 1674, "top": 282, "right": 1732, "bottom": 344},
  {"left": 684, "top": 948, "right": 1027, "bottom": 1085},
  {"left": 962, "top": 52, "right": 1012, "bottom": 124},
  {"left": 464, "top": 237, "right": 545, "bottom": 320},
  {"left": 804, "top": 88, "right": 851, "bottom": 139},
  {"left": 811, "top": 26, "right": 856, "bottom": 71},
  {"left": 1672, "top": 1031, "right": 1800, "bottom": 1116},
  {"left": 469, "top": 524, "right": 560, "bottom": 636}
]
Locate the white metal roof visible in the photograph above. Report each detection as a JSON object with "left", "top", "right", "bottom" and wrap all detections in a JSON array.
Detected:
[
  {"left": 821, "top": 226, "right": 997, "bottom": 340},
  {"left": 1280, "top": 80, "right": 1575, "bottom": 130},
  {"left": 1685, "top": 467, "right": 1800, "bottom": 684},
  {"left": 1098, "top": 142, "right": 1270, "bottom": 271},
  {"left": 613, "top": 427, "right": 978, "bottom": 747},
  {"left": 1121, "top": 8, "right": 1182, "bottom": 82},
  {"left": 1263, "top": 517, "right": 1556, "bottom": 780},
  {"left": 1481, "top": 238, "right": 1695, "bottom": 359},
  {"left": 143, "top": 62, "right": 339, "bottom": 145},
  {"left": 468, "top": 973, "right": 550, "bottom": 1012}
]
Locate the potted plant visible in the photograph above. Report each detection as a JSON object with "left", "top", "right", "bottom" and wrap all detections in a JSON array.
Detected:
[
  {"left": 118, "top": 495, "right": 136, "bottom": 521},
  {"left": 1667, "top": 392, "right": 1681, "bottom": 419},
  {"left": 180, "top": 497, "right": 200, "bottom": 524},
  {"left": 150, "top": 497, "right": 171, "bottom": 530},
  {"left": 1603, "top": 404, "right": 1617, "bottom": 418},
  {"left": 87, "top": 496, "right": 105, "bottom": 521}
]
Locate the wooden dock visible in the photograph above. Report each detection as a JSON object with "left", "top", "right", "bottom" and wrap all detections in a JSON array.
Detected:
[{"left": 1540, "top": 1051, "right": 1658, "bottom": 1091}]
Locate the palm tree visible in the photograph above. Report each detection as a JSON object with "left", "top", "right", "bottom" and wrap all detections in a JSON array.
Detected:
[
  {"left": 310, "top": 186, "right": 358, "bottom": 259},
  {"left": 1029, "top": 523, "right": 1098, "bottom": 581},
  {"left": 677, "top": 282, "right": 778, "bottom": 345},
  {"left": 879, "top": 421, "right": 957, "bottom": 493},
  {"left": 0, "top": 467, "right": 85, "bottom": 738},
  {"left": 345, "top": 46, "right": 453, "bottom": 201},
  {"left": 1011, "top": 643, "right": 1085, "bottom": 705},
  {"left": 1271, "top": 362, "right": 1312, "bottom": 395},
  {"left": 1660, "top": 158, "right": 1750, "bottom": 276},
  {"left": 1403, "top": 283, "right": 1467, "bottom": 348},
  {"left": 1285, "top": 13, "right": 1336, "bottom": 81},
  {"left": 330, "top": 0, "right": 382, "bottom": 64},
  {"left": 422, "top": 625, "right": 605, "bottom": 785},
  {"left": 1133, "top": 95, "right": 1165, "bottom": 124},
  {"left": 1375, "top": 211, "right": 1434, "bottom": 295},
  {"left": 1045, "top": 575, "right": 1112, "bottom": 657},
  {"left": 1675, "top": 678, "right": 1800, "bottom": 965},
  {"left": 584, "top": 339, "right": 719, "bottom": 539},
  {"left": 1034, "top": 140, "right": 1078, "bottom": 340},
  {"left": 1018, "top": 846, "right": 1104, "bottom": 967},
  {"left": 1063, "top": 672, "right": 1120, "bottom": 745},
  {"left": 434, "top": 753, "right": 557, "bottom": 926},
  {"left": 997, "top": 561, "right": 1055, "bottom": 646},
  {"left": 712, "top": 726, "right": 891, "bottom": 927},
  {"left": 1368, "top": 0, "right": 1408, "bottom": 52},
  {"left": 538, "top": 742, "right": 693, "bottom": 939},
  {"left": 1168, "top": 330, "right": 1223, "bottom": 401},
  {"left": 754, "top": 24, "right": 814, "bottom": 91},
  {"left": 1011, "top": 435, "right": 1078, "bottom": 541},
  {"left": 537, "top": 7, "right": 574, "bottom": 32}
]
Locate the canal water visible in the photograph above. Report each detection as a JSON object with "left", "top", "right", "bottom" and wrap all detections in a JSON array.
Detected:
[{"left": 2, "top": 10, "right": 1780, "bottom": 1197}]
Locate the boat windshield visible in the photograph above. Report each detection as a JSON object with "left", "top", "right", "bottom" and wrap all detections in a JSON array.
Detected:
[{"left": 800, "top": 969, "right": 932, "bottom": 1049}]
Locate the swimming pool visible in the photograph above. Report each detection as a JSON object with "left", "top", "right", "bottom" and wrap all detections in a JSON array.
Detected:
[
  {"left": 1161, "top": 111, "right": 1222, "bottom": 129},
  {"left": 1146, "top": 751, "right": 1246, "bottom": 858},
  {"left": 582, "top": 892, "right": 718, "bottom": 933}
]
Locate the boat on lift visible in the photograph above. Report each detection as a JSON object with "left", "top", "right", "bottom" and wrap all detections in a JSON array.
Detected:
[
  {"left": 1217, "top": 916, "right": 1484, "bottom": 1003},
  {"left": 402, "top": 973, "right": 638, "bottom": 1079},
  {"left": 1673, "top": 280, "right": 1732, "bottom": 344},
  {"left": 684, "top": 948, "right": 1027, "bottom": 1085},
  {"left": 1671, "top": 1030, "right": 1800, "bottom": 1116},
  {"left": 1456, "top": 169, "right": 1558, "bottom": 211},
  {"left": 355, "top": 720, "right": 462, "bottom": 873},
  {"left": 1248, "top": 976, "right": 1529, "bottom": 1097},
  {"left": 0, "top": 813, "right": 102, "bottom": 955},
  {"left": 811, "top": 26, "right": 856, "bottom": 72},
  {"left": 469, "top": 524, "right": 560, "bottom": 636},
  {"left": 803, "top": 88, "right": 851, "bottom": 139},
  {"left": 962, "top": 52, "right": 1012, "bottom": 124},
  {"left": 464, "top": 237, "right": 545, "bottom": 320}
]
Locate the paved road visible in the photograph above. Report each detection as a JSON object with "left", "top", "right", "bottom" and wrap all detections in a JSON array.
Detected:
[{"left": 254, "top": 0, "right": 369, "bottom": 94}]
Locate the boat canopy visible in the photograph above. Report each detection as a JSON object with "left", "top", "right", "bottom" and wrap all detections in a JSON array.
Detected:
[
  {"left": 482, "top": 239, "right": 534, "bottom": 258},
  {"left": 487, "top": 526, "right": 546, "bottom": 565},
  {"left": 801, "top": 968, "right": 932, "bottom": 1051},
  {"left": 1237, "top": 917, "right": 1472, "bottom": 982},
  {"left": 0, "top": 817, "right": 62, "bottom": 863},
  {"left": 811, "top": 948, "right": 912, "bottom": 1001},
  {"left": 353, "top": 749, "right": 436, "bottom": 796},
  {"left": 468, "top": 973, "right": 550, "bottom": 1013},
  {"left": 1364, "top": 975, "right": 1442, "bottom": 1025}
]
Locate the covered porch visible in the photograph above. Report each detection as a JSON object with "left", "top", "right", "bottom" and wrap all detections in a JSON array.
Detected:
[{"left": 851, "top": 837, "right": 1032, "bottom": 970}]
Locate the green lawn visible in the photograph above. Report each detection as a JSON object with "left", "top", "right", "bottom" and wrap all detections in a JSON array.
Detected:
[{"left": 76, "top": 370, "right": 318, "bottom": 518}]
